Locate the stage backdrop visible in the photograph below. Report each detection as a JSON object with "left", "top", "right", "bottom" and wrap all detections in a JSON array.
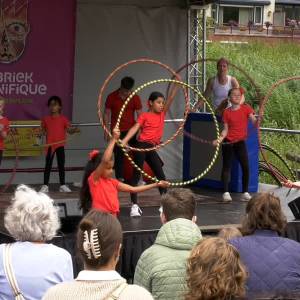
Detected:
[{"left": 0, "top": 0, "right": 76, "bottom": 120}]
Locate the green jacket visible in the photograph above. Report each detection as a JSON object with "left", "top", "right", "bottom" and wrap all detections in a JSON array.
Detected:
[{"left": 134, "top": 218, "right": 202, "bottom": 300}]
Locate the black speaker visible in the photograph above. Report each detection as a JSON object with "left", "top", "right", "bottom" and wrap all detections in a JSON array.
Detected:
[{"left": 288, "top": 197, "right": 300, "bottom": 219}]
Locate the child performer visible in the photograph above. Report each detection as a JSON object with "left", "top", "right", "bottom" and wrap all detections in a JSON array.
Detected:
[
  {"left": 79, "top": 127, "right": 169, "bottom": 216},
  {"left": 213, "top": 87, "right": 257, "bottom": 203},
  {"left": 0, "top": 98, "right": 9, "bottom": 168},
  {"left": 40, "top": 96, "right": 79, "bottom": 193},
  {"left": 121, "top": 90, "right": 176, "bottom": 217}
]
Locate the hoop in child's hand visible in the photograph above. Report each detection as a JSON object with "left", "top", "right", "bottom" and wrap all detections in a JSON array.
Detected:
[
  {"left": 116, "top": 78, "right": 220, "bottom": 187},
  {"left": 258, "top": 76, "right": 300, "bottom": 189},
  {"left": 97, "top": 58, "right": 190, "bottom": 151}
]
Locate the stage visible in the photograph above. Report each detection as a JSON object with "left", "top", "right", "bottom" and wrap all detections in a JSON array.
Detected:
[{"left": 1, "top": 183, "right": 300, "bottom": 279}]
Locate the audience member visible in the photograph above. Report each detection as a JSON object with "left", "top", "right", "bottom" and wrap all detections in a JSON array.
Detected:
[
  {"left": 134, "top": 188, "right": 202, "bottom": 299},
  {"left": 185, "top": 237, "right": 247, "bottom": 300},
  {"left": 43, "top": 209, "right": 153, "bottom": 300},
  {"left": 218, "top": 226, "right": 242, "bottom": 240},
  {"left": 0, "top": 185, "right": 73, "bottom": 300},
  {"left": 230, "top": 192, "right": 300, "bottom": 298}
]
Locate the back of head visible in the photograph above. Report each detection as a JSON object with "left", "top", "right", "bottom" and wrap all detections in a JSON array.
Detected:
[
  {"left": 77, "top": 209, "right": 122, "bottom": 269},
  {"left": 120, "top": 76, "right": 134, "bottom": 90},
  {"left": 242, "top": 192, "right": 287, "bottom": 236},
  {"left": 79, "top": 152, "right": 102, "bottom": 214},
  {"left": 218, "top": 227, "right": 242, "bottom": 241},
  {"left": 4, "top": 184, "right": 60, "bottom": 242},
  {"left": 186, "top": 237, "right": 247, "bottom": 300},
  {"left": 161, "top": 188, "right": 195, "bottom": 222}
]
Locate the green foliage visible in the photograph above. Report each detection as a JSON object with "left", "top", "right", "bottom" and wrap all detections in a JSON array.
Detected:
[{"left": 206, "top": 41, "right": 300, "bottom": 183}]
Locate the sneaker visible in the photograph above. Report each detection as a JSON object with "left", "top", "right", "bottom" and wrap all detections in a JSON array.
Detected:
[
  {"left": 59, "top": 184, "right": 72, "bottom": 193},
  {"left": 241, "top": 192, "right": 252, "bottom": 201},
  {"left": 39, "top": 185, "right": 49, "bottom": 193},
  {"left": 222, "top": 192, "right": 232, "bottom": 203},
  {"left": 130, "top": 204, "right": 142, "bottom": 217}
]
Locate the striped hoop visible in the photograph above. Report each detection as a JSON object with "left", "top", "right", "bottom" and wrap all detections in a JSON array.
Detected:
[
  {"left": 116, "top": 78, "right": 220, "bottom": 186},
  {"left": 258, "top": 76, "right": 300, "bottom": 189}
]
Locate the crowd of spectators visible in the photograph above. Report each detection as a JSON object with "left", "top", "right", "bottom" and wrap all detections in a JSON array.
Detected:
[{"left": 1, "top": 185, "right": 300, "bottom": 300}]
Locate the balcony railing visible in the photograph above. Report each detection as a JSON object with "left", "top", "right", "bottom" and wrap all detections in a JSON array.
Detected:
[{"left": 211, "top": 23, "right": 300, "bottom": 38}]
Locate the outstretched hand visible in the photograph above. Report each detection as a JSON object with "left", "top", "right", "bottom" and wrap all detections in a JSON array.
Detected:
[{"left": 157, "top": 180, "right": 170, "bottom": 188}]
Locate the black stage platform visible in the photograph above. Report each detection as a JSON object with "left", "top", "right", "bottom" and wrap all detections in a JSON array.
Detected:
[{"left": 1, "top": 183, "right": 300, "bottom": 279}]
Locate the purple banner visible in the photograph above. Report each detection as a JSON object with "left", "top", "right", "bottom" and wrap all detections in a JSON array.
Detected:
[{"left": 0, "top": 0, "right": 76, "bottom": 120}]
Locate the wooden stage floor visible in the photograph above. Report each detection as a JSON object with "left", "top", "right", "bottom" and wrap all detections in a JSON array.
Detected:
[{"left": 1, "top": 183, "right": 300, "bottom": 235}]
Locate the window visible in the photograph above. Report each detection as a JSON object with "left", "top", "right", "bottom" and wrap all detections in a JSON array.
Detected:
[
  {"left": 223, "top": 6, "right": 239, "bottom": 24},
  {"left": 254, "top": 6, "right": 262, "bottom": 24}
]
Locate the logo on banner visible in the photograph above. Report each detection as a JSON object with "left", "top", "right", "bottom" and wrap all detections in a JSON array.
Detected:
[{"left": 0, "top": 0, "right": 30, "bottom": 64}]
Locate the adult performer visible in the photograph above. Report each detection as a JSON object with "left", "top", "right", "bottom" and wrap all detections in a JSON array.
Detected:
[
  {"left": 104, "top": 76, "right": 142, "bottom": 182},
  {"left": 203, "top": 58, "right": 239, "bottom": 113}
]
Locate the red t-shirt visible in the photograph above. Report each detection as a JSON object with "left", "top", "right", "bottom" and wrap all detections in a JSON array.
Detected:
[
  {"left": 105, "top": 89, "right": 142, "bottom": 131},
  {"left": 223, "top": 104, "right": 254, "bottom": 142},
  {"left": 0, "top": 117, "right": 9, "bottom": 150},
  {"left": 88, "top": 172, "right": 120, "bottom": 216},
  {"left": 41, "top": 115, "right": 70, "bottom": 152},
  {"left": 138, "top": 111, "right": 165, "bottom": 145}
]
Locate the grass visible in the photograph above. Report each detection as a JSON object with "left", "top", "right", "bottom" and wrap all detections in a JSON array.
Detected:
[{"left": 206, "top": 41, "right": 300, "bottom": 183}]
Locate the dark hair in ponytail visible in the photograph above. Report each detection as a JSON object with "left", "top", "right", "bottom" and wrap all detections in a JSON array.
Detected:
[
  {"left": 79, "top": 153, "right": 102, "bottom": 214},
  {"left": 77, "top": 209, "right": 122, "bottom": 268}
]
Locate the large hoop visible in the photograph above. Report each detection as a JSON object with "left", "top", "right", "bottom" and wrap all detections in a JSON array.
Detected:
[
  {"left": 97, "top": 58, "right": 190, "bottom": 152},
  {"left": 258, "top": 76, "right": 300, "bottom": 188},
  {"left": 116, "top": 78, "right": 220, "bottom": 186}
]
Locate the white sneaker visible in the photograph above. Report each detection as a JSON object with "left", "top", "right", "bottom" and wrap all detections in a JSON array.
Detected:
[
  {"left": 40, "top": 185, "right": 49, "bottom": 193},
  {"left": 59, "top": 184, "right": 72, "bottom": 193},
  {"left": 130, "top": 204, "right": 142, "bottom": 217},
  {"left": 222, "top": 192, "right": 232, "bottom": 203},
  {"left": 241, "top": 192, "right": 251, "bottom": 201}
]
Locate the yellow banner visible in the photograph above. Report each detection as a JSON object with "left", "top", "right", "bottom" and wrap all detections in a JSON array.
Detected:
[{"left": 4, "top": 121, "right": 43, "bottom": 157}]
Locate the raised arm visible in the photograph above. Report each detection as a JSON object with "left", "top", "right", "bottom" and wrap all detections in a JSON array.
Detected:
[
  {"left": 93, "top": 127, "right": 120, "bottom": 180},
  {"left": 231, "top": 76, "right": 239, "bottom": 88},
  {"left": 121, "top": 122, "right": 141, "bottom": 146},
  {"left": 164, "top": 83, "right": 179, "bottom": 113}
]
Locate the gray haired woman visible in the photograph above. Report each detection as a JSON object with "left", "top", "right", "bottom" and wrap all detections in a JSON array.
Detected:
[{"left": 0, "top": 185, "right": 73, "bottom": 300}]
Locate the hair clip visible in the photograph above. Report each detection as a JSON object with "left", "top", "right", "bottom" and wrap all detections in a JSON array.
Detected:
[
  {"left": 89, "top": 150, "right": 99, "bottom": 161},
  {"left": 83, "top": 229, "right": 101, "bottom": 259}
]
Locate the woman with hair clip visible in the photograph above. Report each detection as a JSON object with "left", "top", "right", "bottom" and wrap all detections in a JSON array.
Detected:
[
  {"left": 230, "top": 192, "right": 300, "bottom": 298},
  {"left": 43, "top": 209, "right": 153, "bottom": 300}
]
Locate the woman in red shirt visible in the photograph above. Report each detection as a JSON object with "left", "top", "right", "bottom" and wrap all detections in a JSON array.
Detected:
[
  {"left": 79, "top": 127, "right": 169, "bottom": 216},
  {"left": 122, "top": 91, "right": 175, "bottom": 217},
  {"left": 213, "top": 88, "right": 257, "bottom": 203}
]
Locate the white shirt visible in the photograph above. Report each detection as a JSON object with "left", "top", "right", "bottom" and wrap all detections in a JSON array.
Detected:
[{"left": 212, "top": 75, "right": 233, "bottom": 108}]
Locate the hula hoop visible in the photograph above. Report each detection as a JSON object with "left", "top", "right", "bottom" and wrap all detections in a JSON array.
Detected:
[
  {"left": 166, "top": 58, "right": 263, "bottom": 145},
  {"left": 97, "top": 58, "right": 190, "bottom": 152},
  {"left": 258, "top": 76, "right": 300, "bottom": 189},
  {"left": 116, "top": 78, "right": 220, "bottom": 186}
]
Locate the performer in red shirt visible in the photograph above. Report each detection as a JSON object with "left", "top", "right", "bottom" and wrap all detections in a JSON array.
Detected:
[
  {"left": 40, "top": 96, "right": 78, "bottom": 193},
  {"left": 122, "top": 89, "right": 176, "bottom": 217},
  {"left": 104, "top": 77, "right": 142, "bottom": 182},
  {"left": 79, "top": 127, "right": 169, "bottom": 216},
  {"left": 213, "top": 87, "right": 257, "bottom": 203},
  {"left": 0, "top": 98, "right": 10, "bottom": 168}
]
